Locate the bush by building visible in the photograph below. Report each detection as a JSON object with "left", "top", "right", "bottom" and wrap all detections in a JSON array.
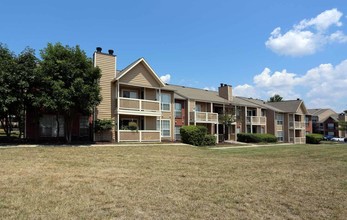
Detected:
[
  {"left": 237, "top": 133, "right": 277, "bottom": 143},
  {"left": 306, "top": 133, "right": 323, "bottom": 144},
  {"left": 180, "top": 125, "right": 216, "bottom": 146}
]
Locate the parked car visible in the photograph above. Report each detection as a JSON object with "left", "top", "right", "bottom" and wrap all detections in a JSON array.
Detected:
[
  {"left": 331, "top": 137, "right": 345, "bottom": 142},
  {"left": 323, "top": 135, "right": 334, "bottom": 140}
]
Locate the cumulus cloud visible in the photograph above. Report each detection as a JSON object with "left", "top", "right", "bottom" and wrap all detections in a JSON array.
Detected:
[
  {"left": 203, "top": 86, "right": 217, "bottom": 91},
  {"left": 240, "top": 59, "right": 347, "bottom": 112},
  {"left": 233, "top": 84, "right": 258, "bottom": 98},
  {"left": 266, "top": 8, "right": 347, "bottom": 56},
  {"left": 160, "top": 74, "right": 171, "bottom": 83}
]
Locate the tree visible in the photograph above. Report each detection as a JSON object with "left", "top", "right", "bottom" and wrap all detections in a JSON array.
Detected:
[
  {"left": 0, "top": 44, "right": 16, "bottom": 137},
  {"left": 268, "top": 94, "right": 283, "bottom": 102},
  {"left": 14, "top": 47, "right": 39, "bottom": 138},
  {"left": 39, "top": 43, "right": 101, "bottom": 143}
]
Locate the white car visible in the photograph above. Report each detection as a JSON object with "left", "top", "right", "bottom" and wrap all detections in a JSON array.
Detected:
[{"left": 331, "top": 137, "right": 345, "bottom": 142}]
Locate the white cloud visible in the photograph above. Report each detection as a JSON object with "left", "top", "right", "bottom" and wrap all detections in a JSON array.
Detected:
[
  {"left": 238, "top": 59, "right": 347, "bottom": 112},
  {"left": 203, "top": 86, "right": 217, "bottom": 91},
  {"left": 295, "top": 8, "right": 342, "bottom": 31},
  {"left": 233, "top": 84, "right": 258, "bottom": 98},
  {"left": 160, "top": 74, "right": 171, "bottom": 83},
  {"left": 266, "top": 8, "right": 347, "bottom": 56}
]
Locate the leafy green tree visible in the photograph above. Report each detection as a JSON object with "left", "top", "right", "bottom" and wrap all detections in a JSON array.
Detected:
[
  {"left": 0, "top": 44, "right": 16, "bottom": 137},
  {"left": 14, "top": 47, "right": 39, "bottom": 138},
  {"left": 268, "top": 94, "right": 283, "bottom": 102},
  {"left": 39, "top": 43, "right": 101, "bottom": 143}
]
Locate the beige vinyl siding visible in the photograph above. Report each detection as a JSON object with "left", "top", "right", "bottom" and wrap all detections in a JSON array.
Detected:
[
  {"left": 95, "top": 53, "right": 116, "bottom": 120},
  {"left": 189, "top": 100, "right": 195, "bottom": 112},
  {"left": 120, "top": 62, "right": 161, "bottom": 88},
  {"left": 145, "top": 88, "right": 157, "bottom": 100},
  {"left": 146, "top": 117, "right": 157, "bottom": 130},
  {"left": 297, "top": 105, "right": 305, "bottom": 114}
]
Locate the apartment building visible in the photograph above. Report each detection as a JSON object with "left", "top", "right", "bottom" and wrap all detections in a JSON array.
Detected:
[
  {"left": 308, "top": 108, "right": 339, "bottom": 137},
  {"left": 266, "top": 100, "right": 310, "bottom": 144},
  {"left": 94, "top": 48, "right": 175, "bottom": 142},
  {"left": 25, "top": 47, "right": 313, "bottom": 144}
]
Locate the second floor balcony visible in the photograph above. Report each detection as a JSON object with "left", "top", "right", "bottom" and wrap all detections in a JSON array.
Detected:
[
  {"left": 190, "top": 111, "right": 218, "bottom": 124},
  {"left": 116, "top": 97, "right": 161, "bottom": 116},
  {"left": 289, "top": 121, "right": 306, "bottom": 129},
  {"left": 246, "top": 116, "right": 266, "bottom": 125}
]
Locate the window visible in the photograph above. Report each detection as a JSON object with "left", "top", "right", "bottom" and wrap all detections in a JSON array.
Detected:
[
  {"left": 327, "top": 123, "right": 334, "bottom": 129},
  {"left": 161, "top": 93, "right": 171, "bottom": 111},
  {"left": 175, "top": 126, "right": 181, "bottom": 140},
  {"left": 79, "top": 116, "right": 90, "bottom": 137},
  {"left": 157, "top": 120, "right": 170, "bottom": 137},
  {"left": 123, "top": 90, "right": 138, "bottom": 99},
  {"left": 276, "top": 113, "right": 284, "bottom": 125},
  {"left": 277, "top": 131, "right": 284, "bottom": 142},
  {"left": 39, "top": 115, "right": 64, "bottom": 137},
  {"left": 195, "top": 104, "right": 202, "bottom": 112},
  {"left": 175, "top": 103, "right": 182, "bottom": 118}
]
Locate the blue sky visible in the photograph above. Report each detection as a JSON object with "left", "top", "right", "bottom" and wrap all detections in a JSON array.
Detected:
[{"left": 2, "top": 0, "right": 347, "bottom": 112}]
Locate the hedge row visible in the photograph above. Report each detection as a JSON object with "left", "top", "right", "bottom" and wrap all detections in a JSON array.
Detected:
[
  {"left": 306, "top": 133, "right": 323, "bottom": 144},
  {"left": 180, "top": 125, "right": 216, "bottom": 146},
  {"left": 237, "top": 133, "right": 277, "bottom": 143}
]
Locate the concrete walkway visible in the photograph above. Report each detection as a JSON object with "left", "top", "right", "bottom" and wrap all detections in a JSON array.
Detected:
[
  {"left": 211, "top": 142, "right": 294, "bottom": 150},
  {"left": 0, "top": 142, "right": 189, "bottom": 149}
]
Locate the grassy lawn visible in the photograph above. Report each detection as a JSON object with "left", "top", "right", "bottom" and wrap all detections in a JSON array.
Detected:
[{"left": 0, "top": 144, "right": 346, "bottom": 219}]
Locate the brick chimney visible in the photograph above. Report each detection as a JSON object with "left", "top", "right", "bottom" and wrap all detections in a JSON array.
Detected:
[{"left": 218, "top": 83, "right": 233, "bottom": 101}]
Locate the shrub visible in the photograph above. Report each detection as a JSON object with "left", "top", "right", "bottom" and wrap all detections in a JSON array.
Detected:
[
  {"left": 128, "top": 122, "right": 138, "bottom": 131},
  {"left": 237, "top": 133, "right": 277, "bottom": 143},
  {"left": 306, "top": 133, "right": 323, "bottom": 144},
  {"left": 180, "top": 125, "right": 215, "bottom": 146},
  {"left": 254, "top": 133, "right": 277, "bottom": 143},
  {"left": 95, "top": 119, "right": 114, "bottom": 132},
  {"left": 203, "top": 134, "right": 216, "bottom": 146}
]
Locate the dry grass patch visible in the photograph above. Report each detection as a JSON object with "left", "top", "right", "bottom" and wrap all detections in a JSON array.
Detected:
[{"left": 0, "top": 144, "right": 346, "bottom": 219}]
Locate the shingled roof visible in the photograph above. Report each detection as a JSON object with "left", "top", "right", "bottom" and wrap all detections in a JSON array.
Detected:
[
  {"left": 164, "top": 84, "right": 230, "bottom": 104},
  {"left": 267, "top": 100, "right": 306, "bottom": 113}
]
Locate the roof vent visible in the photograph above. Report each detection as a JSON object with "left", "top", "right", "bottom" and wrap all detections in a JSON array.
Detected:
[
  {"left": 108, "top": 49, "right": 114, "bottom": 55},
  {"left": 96, "top": 47, "right": 102, "bottom": 53}
]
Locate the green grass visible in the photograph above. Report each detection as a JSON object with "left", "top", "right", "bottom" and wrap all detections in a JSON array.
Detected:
[{"left": 0, "top": 144, "right": 346, "bottom": 219}]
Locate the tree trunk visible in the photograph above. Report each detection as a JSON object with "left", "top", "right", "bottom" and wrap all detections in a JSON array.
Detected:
[
  {"left": 64, "top": 113, "right": 73, "bottom": 144},
  {"left": 56, "top": 113, "right": 60, "bottom": 138}
]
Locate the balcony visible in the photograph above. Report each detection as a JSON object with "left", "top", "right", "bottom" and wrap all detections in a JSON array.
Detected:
[
  {"left": 116, "top": 97, "right": 161, "bottom": 116},
  {"left": 190, "top": 112, "right": 218, "bottom": 124},
  {"left": 246, "top": 116, "right": 266, "bottom": 125},
  {"left": 290, "top": 137, "right": 306, "bottom": 144},
  {"left": 289, "top": 121, "right": 306, "bottom": 129},
  {"left": 118, "top": 130, "right": 161, "bottom": 142}
]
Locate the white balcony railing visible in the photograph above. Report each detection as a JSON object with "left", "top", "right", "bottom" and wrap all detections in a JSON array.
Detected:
[
  {"left": 289, "top": 121, "right": 306, "bottom": 129},
  {"left": 118, "top": 130, "right": 161, "bottom": 142},
  {"left": 190, "top": 112, "right": 218, "bottom": 123},
  {"left": 246, "top": 116, "right": 266, "bottom": 125},
  {"left": 117, "top": 97, "right": 160, "bottom": 115}
]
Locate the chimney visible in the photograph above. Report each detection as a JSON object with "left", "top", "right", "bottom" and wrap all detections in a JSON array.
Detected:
[
  {"left": 218, "top": 83, "right": 233, "bottom": 101},
  {"left": 108, "top": 49, "right": 114, "bottom": 55},
  {"left": 96, "top": 47, "right": 102, "bottom": 53}
]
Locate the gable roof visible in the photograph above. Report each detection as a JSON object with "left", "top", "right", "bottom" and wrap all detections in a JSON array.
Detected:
[
  {"left": 113, "top": 58, "right": 165, "bottom": 87},
  {"left": 267, "top": 100, "right": 308, "bottom": 114},
  {"left": 164, "top": 84, "right": 270, "bottom": 108},
  {"left": 307, "top": 108, "right": 336, "bottom": 117},
  {"left": 236, "top": 97, "right": 283, "bottom": 112},
  {"left": 164, "top": 84, "right": 229, "bottom": 104}
]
